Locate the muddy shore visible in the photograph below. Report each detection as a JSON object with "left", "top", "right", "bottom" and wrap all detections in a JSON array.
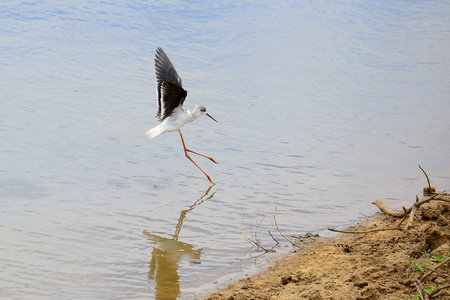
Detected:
[{"left": 202, "top": 195, "right": 450, "bottom": 300}]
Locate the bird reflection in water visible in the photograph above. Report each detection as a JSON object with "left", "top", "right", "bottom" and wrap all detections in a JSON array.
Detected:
[{"left": 143, "top": 185, "right": 216, "bottom": 299}]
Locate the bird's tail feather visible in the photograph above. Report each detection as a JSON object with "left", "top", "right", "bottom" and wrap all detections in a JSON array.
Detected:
[{"left": 145, "top": 126, "right": 164, "bottom": 139}]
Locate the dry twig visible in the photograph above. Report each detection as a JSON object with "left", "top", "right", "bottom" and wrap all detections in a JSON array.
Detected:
[
  {"left": 372, "top": 199, "right": 411, "bottom": 217},
  {"left": 419, "top": 164, "right": 432, "bottom": 193},
  {"left": 328, "top": 227, "right": 401, "bottom": 234},
  {"left": 429, "top": 283, "right": 450, "bottom": 298},
  {"left": 372, "top": 193, "right": 444, "bottom": 230},
  {"left": 397, "top": 207, "right": 408, "bottom": 228},
  {"left": 417, "top": 257, "right": 450, "bottom": 299},
  {"left": 268, "top": 230, "right": 280, "bottom": 244},
  {"left": 372, "top": 166, "right": 447, "bottom": 225},
  {"left": 328, "top": 208, "right": 407, "bottom": 234},
  {"left": 420, "top": 257, "right": 450, "bottom": 282},
  {"left": 414, "top": 280, "right": 428, "bottom": 300},
  {"left": 273, "top": 203, "right": 302, "bottom": 249},
  {"left": 235, "top": 213, "right": 270, "bottom": 252}
]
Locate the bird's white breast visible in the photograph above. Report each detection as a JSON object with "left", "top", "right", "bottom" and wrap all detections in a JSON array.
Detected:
[{"left": 162, "top": 107, "right": 194, "bottom": 132}]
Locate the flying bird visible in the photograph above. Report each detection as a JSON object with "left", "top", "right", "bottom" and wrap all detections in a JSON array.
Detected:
[{"left": 146, "top": 47, "right": 218, "bottom": 183}]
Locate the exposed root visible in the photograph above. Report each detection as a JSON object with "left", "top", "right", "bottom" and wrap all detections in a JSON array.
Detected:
[
  {"left": 372, "top": 199, "right": 411, "bottom": 217},
  {"left": 333, "top": 166, "right": 449, "bottom": 233}
]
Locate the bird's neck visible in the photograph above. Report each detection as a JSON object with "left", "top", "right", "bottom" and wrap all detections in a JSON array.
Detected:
[
  {"left": 184, "top": 108, "right": 197, "bottom": 122},
  {"left": 190, "top": 107, "right": 203, "bottom": 119}
]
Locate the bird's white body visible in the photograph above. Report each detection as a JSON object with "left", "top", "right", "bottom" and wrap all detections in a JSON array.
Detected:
[{"left": 145, "top": 106, "right": 206, "bottom": 139}]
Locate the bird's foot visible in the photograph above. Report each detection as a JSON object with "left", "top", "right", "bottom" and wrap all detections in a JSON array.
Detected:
[
  {"left": 208, "top": 157, "right": 219, "bottom": 164},
  {"left": 186, "top": 148, "right": 218, "bottom": 164},
  {"left": 206, "top": 176, "right": 215, "bottom": 184}
]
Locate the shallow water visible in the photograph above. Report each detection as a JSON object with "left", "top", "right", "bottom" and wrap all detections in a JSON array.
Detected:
[{"left": 1, "top": 1, "right": 450, "bottom": 299}]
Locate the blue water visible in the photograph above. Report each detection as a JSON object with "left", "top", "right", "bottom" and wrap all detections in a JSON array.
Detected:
[{"left": 1, "top": 1, "right": 449, "bottom": 299}]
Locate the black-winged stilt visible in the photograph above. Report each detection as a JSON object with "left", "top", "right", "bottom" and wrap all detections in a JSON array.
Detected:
[{"left": 146, "top": 48, "right": 218, "bottom": 183}]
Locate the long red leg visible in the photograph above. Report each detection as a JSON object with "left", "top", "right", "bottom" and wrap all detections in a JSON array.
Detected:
[
  {"left": 179, "top": 132, "right": 216, "bottom": 183},
  {"left": 179, "top": 132, "right": 218, "bottom": 163},
  {"left": 186, "top": 149, "right": 218, "bottom": 164}
]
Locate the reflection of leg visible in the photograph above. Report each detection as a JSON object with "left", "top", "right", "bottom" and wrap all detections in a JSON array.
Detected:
[
  {"left": 175, "top": 184, "right": 216, "bottom": 239},
  {"left": 151, "top": 247, "right": 181, "bottom": 300},
  {"left": 179, "top": 132, "right": 214, "bottom": 183}
]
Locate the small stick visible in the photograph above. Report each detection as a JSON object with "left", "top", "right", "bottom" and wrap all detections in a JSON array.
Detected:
[
  {"left": 268, "top": 230, "right": 280, "bottom": 244},
  {"left": 405, "top": 195, "right": 419, "bottom": 229},
  {"left": 420, "top": 257, "right": 450, "bottom": 282},
  {"left": 329, "top": 205, "right": 408, "bottom": 234},
  {"left": 273, "top": 203, "right": 302, "bottom": 249},
  {"left": 397, "top": 207, "right": 408, "bottom": 228},
  {"left": 432, "top": 192, "right": 448, "bottom": 196},
  {"left": 328, "top": 227, "right": 401, "bottom": 234},
  {"left": 428, "top": 283, "right": 450, "bottom": 298},
  {"left": 253, "top": 213, "right": 265, "bottom": 247},
  {"left": 418, "top": 165, "right": 432, "bottom": 193},
  {"left": 414, "top": 280, "right": 428, "bottom": 300},
  {"left": 235, "top": 214, "right": 269, "bottom": 252}
]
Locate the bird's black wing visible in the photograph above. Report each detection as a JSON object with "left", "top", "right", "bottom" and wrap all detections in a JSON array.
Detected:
[
  {"left": 159, "top": 82, "right": 187, "bottom": 121},
  {"left": 154, "top": 47, "right": 186, "bottom": 121}
]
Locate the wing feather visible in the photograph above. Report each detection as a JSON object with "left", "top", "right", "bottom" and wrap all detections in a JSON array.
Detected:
[
  {"left": 159, "top": 82, "right": 187, "bottom": 121},
  {"left": 154, "top": 48, "right": 186, "bottom": 121}
]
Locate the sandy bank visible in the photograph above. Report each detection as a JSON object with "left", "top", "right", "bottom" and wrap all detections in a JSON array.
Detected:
[{"left": 202, "top": 194, "right": 450, "bottom": 300}]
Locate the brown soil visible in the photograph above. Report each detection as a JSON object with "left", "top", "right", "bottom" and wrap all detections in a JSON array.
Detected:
[{"left": 202, "top": 200, "right": 450, "bottom": 300}]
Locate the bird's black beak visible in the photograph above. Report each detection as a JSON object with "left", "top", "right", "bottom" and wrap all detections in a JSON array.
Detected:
[{"left": 206, "top": 113, "right": 218, "bottom": 123}]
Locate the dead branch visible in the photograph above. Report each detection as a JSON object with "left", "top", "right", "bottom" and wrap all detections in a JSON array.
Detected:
[
  {"left": 415, "top": 236, "right": 450, "bottom": 298},
  {"left": 330, "top": 167, "right": 449, "bottom": 234},
  {"left": 372, "top": 166, "right": 448, "bottom": 221},
  {"left": 329, "top": 191, "right": 449, "bottom": 234},
  {"left": 328, "top": 208, "right": 407, "bottom": 234},
  {"left": 273, "top": 203, "right": 302, "bottom": 249},
  {"left": 373, "top": 193, "right": 440, "bottom": 226},
  {"left": 412, "top": 193, "right": 439, "bottom": 206},
  {"left": 414, "top": 280, "right": 428, "bottom": 300},
  {"left": 429, "top": 283, "right": 450, "bottom": 298},
  {"left": 236, "top": 250, "right": 269, "bottom": 265},
  {"left": 373, "top": 193, "right": 450, "bottom": 219},
  {"left": 327, "top": 227, "right": 402, "bottom": 234},
  {"left": 253, "top": 212, "right": 265, "bottom": 247},
  {"left": 372, "top": 199, "right": 411, "bottom": 217},
  {"left": 420, "top": 257, "right": 450, "bottom": 283},
  {"left": 235, "top": 214, "right": 270, "bottom": 252},
  {"left": 405, "top": 195, "right": 420, "bottom": 229},
  {"left": 397, "top": 207, "right": 408, "bottom": 228},
  {"left": 268, "top": 230, "right": 280, "bottom": 244},
  {"left": 419, "top": 164, "right": 432, "bottom": 193}
]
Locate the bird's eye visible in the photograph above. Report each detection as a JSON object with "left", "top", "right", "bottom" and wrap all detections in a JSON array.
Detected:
[{"left": 201, "top": 108, "right": 206, "bottom": 112}]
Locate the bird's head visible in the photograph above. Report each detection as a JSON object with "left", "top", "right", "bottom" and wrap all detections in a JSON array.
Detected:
[{"left": 193, "top": 105, "right": 217, "bottom": 122}]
